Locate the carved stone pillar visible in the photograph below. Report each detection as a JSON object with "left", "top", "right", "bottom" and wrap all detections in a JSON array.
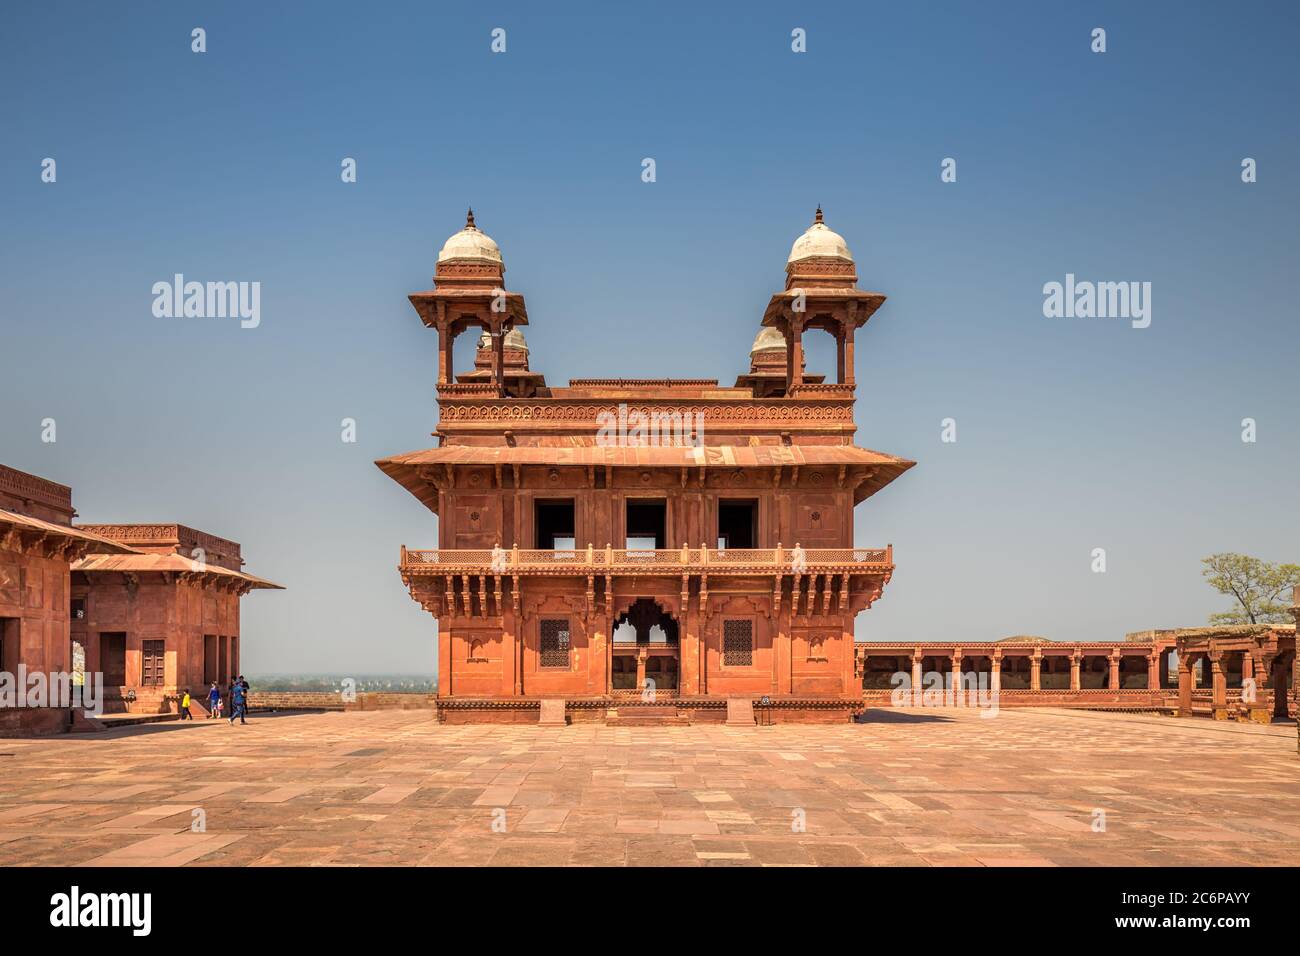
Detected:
[
  {"left": 501, "top": 602, "right": 517, "bottom": 698},
  {"left": 436, "top": 308, "right": 453, "bottom": 385},
  {"left": 1030, "top": 651, "right": 1041, "bottom": 692},
  {"left": 588, "top": 609, "right": 608, "bottom": 698},
  {"left": 784, "top": 313, "right": 805, "bottom": 390},
  {"left": 990, "top": 653, "right": 1002, "bottom": 695},
  {"left": 911, "top": 651, "right": 923, "bottom": 693},
  {"left": 679, "top": 592, "right": 700, "bottom": 698},
  {"left": 1147, "top": 652, "right": 1159, "bottom": 692},
  {"left": 775, "top": 597, "right": 792, "bottom": 697},
  {"left": 1069, "top": 652, "right": 1081, "bottom": 692},
  {"left": 1210, "top": 652, "right": 1227, "bottom": 719},
  {"left": 1177, "top": 657, "right": 1193, "bottom": 716},
  {"left": 1108, "top": 653, "right": 1120, "bottom": 692},
  {"left": 840, "top": 622, "right": 855, "bottom": 697},
  {"left": 437, "top": 620, "right": 452, "bottom": 699},
  {"left": 843, "top": 323, "right": 855, "bottom": 386},
  {"left": 492, "top": 321, "right": 506, "bottom": 392}
]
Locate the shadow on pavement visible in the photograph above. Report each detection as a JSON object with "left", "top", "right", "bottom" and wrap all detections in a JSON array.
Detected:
[
  {"left": 854, "top": 709, "right": 956, "bottom": 724},
  {"left": 93, "top": 709, "right": 333, "bottom": 738}
]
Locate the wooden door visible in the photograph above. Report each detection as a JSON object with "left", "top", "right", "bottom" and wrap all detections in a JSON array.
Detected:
[{"left": 141, "top": 640, "right": 165, "bottom": 686}]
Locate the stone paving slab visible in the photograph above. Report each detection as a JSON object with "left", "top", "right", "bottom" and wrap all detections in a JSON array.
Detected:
[{"left": 0, "top": 707, "right": 1295, "bottom": 867}]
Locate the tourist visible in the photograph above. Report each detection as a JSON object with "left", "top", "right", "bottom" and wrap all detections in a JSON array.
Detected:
[
  {"left": 207, "top": 682, "right": 220, "bottom": 718},
  {"left": 228, "top": 678, "right": 247, "bottom": 725},
  {"left": 239, "top": 675, "right": 250, "bottom": 718},
  {"left": 179, "top": 689, "right": 192, "bottom": 720}
]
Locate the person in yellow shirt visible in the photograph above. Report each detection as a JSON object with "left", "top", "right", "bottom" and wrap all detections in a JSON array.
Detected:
[{"left": 179, "top": 689, "right": 192, "bottom": 720}]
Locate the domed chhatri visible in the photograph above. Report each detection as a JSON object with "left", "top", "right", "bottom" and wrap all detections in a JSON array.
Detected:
[
  {"left": 750, "top": 326, "right": 786, "bottom": 355},
  {"left": 437, "top": 207, "right": 503, "bottom": 265},
  {"left": 476, "top": 327, "right": 529, "bottom": 353},
  {"left": 762, "top": 206, "right": 887, "bottom": 391},
  {"left": 736, "top": 324, "right": 822, "bottom": 397},
  {"left": 408, "top": 209, "right": 528, "bottom": 390},
  {"left": 787, "top": 205, "right": 853, "bottom": 264}
]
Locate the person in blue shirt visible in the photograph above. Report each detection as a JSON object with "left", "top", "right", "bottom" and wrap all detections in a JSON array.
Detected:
[
  {"left": 207, "top": 682, "right": 220, "bottom": 719},
  {"left": 228, "top": 679, "right": 247, "bottom": 725}
]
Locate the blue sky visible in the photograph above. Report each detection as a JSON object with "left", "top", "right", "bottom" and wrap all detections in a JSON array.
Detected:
[{"left": 2, "top": 1, "right": 1297, "bottom": 672}]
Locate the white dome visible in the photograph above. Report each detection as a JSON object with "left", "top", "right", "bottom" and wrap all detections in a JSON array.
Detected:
[
  {"left": 476, "top": 328, "right": 528, "bottom": 351},
  {"left": 787, "top": 208, "right": 852, "bottom": 264},
  {"left": 750, "top": 326, "right": 786, "bottom": 354},
  {"left": 437, "top": 209, "right": 503, "bottom": 264}
]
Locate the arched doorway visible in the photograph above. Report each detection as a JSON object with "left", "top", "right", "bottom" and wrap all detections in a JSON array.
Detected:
[{"left": 610, "top": 598, "right": 680, "bottom": 696}]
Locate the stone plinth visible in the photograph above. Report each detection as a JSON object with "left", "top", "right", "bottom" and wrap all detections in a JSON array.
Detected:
[
  {"left": 538, "top": 699, "right": 567, "bottom": 726},
  {"left": 726, "top": 698, "right": 755, "bottom": 727}
]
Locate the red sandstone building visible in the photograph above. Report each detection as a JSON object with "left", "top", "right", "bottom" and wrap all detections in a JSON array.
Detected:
[
  {"left": 72, "top": 524, "right": 282, "bottom": 714},
  {"left": 379, "top": 209, "right": 915, "bottom": 723},
  {"left": 0, "top": 462, "right": 281, "bottom": 731},
  {"left": 0, "top": 465, "right": 133, "bottom": 733}
]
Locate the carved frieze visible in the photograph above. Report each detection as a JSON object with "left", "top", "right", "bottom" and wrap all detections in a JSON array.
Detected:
[{"left": 437, "top": 400, "right": 854, "bottom": 424}]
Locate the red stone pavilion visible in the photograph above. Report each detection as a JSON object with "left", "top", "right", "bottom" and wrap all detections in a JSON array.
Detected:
[
  {"left": 72, "top": 524, "right": 283, "bottom": 714},
  {"left": 378, "top": 209, "right": 915, "bottom": 723}
]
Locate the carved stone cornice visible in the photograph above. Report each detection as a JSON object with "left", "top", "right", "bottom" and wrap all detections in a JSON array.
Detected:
[
  {"left": 0, "top": 465, "right": 73, "bottom": 513},
  {"left": 435, "top": 398, "right": 855, "bottom": 427}
]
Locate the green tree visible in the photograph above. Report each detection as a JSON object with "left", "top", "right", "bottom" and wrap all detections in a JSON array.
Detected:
[{"left": 1201, "top": 553, "right": 1300, "bottom": 625}]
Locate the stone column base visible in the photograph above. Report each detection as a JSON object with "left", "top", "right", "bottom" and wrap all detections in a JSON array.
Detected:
[{"left": 1241, "top": 706, "right": 1273, "bottom": 725}]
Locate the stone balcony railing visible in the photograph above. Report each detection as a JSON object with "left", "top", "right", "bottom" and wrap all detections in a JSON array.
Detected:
[{"left": 400, "top": 544, "right": 892, "bottom": 576}]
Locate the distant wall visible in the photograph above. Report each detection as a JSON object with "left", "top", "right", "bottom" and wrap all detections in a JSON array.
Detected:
[{"left": 248, "top": 691, "right": 435, "bottom": 712}]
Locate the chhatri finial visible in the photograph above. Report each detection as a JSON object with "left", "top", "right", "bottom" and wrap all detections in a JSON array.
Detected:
[
  {"left": 466, "top": 206, "right": 476, "bottom": 230},
  {"left": 814, "top": 205, "right": 824, "bottom": 225}
]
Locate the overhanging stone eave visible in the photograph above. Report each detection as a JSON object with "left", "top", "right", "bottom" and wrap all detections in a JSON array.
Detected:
[
  {"left": 852, "top": 456, "right": 917, "bottom": 505},
  {"left": 374, "top": 456, "right": 441, "bottom": 516},
  {"left": 761, "top": 290, "right": 887, "bottom": 327},
  {"left": 408, "top": 290, "right": 529, "bottom": 328}
]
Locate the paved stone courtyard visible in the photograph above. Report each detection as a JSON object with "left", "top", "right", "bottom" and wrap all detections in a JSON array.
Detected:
[{"left": 0, "top": 708, "right": 1295, "bottom": 867}]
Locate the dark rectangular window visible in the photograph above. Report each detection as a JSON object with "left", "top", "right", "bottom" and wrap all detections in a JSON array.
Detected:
[
  {"left": 626, "top": 499, "right": 666, "bottom": 550},
  {"left": 535, "top": 500, "right": 576, "bottom": 550},
  {"left": 539, "top": 619, "right": 571, "bottom": 668},
  {"left": 70, "top": 598, "right": 86, "bottom": 620},
  {"left": 722, "top": 620, "right": 753, "bottom": 667},
  {"left": 717, "top": 499, "right": 757, "bottom": 550}
]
